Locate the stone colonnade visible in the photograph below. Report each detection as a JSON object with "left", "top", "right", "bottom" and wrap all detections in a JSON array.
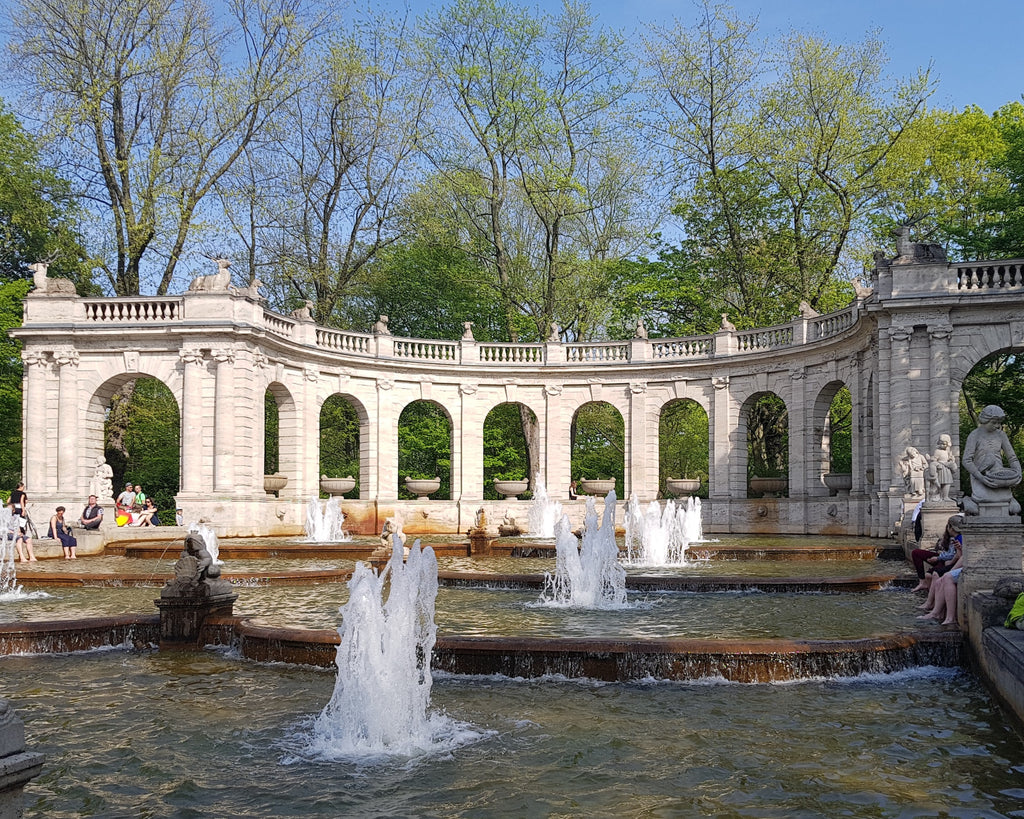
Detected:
[{"left": 11, "top": 250, "right": 1024, "bottom": 536}]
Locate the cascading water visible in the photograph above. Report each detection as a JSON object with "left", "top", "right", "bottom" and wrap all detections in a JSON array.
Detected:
[
  {"left": 187, "top": 523, "right": 221, "bottom": 565},
  {"left": 307, "top": 540, "right": 473, "bottom": 757},
  {"left": 527, "top": 480, "right": 563, "bottom": 539},
  {"left": 543, "top": 492, "right": 627, "bottom": 608},
  {"left": 1, "top": 506, "right": 19, "bottom": 597},
  {"left": 624, "top": 493, "right": 705, "bottom": 566},
  {"left": 304, "top": 496, "right": 349, "bottom": 543}
]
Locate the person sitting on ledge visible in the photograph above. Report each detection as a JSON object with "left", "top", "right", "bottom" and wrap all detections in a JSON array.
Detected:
[
  {"left": 131, "top": 498, "right": 159, "bottom": 527},
  {"left": 78, "top": 495, "right": 103, "bottom": 530},
  {"left": 48, "top": 506, "right": 77, "bottom": 559},
  {"left": 910, "top": 515, "right": 962, "bottom": 592},
  {"left": 116, "top": 483, "right": 135, "bottom": 514}
]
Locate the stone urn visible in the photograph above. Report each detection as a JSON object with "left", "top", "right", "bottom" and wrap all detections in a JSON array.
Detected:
[
  {"left": 320, "top": 476, "right": 356, "bottom": 496},
  {"left": 579, "top": 478, "right": 616, "bottom": 496},
  {"left": 822, "top": 472, "right": 852, "bottom": 496},
  {"left": 404, "top": 476, "right": 441, "bottom": 499},
  {"left": 263, "top": 474, "right": 288, "bottom": 495},
  {"left": 492, "top": 479, "right": 529, "bottom": 499},
  {"left": 749, "top": 477, "right": 787, "bottom": 498},
  {"left": 666, "top": 478, "right": 701, "bottom": 497}
]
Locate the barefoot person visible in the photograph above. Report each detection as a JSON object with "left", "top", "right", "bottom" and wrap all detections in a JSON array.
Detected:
[{"left": 48, "top": 506, "right": 77, "bottom": 559}]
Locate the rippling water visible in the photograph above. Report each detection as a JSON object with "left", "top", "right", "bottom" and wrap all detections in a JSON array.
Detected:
[{"left": 4, "top": 651, "right": 1023, "bottom": 818}]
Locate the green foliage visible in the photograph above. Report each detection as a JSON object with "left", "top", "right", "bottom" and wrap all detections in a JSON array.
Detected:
[
  {"left": 319, "top": 396, "right": 360, "bottom": 496},
  {"left": 658, "top": 400, "right": 709, "bottom": 496},
  {"left": 829, "top": 387, "right": 853, "bottom": 473},
  {"left": 959, "top": 352, "right": 1024, "bottom": 507},
  {"left": 0, "top": 279, "right": 30, "bottom": 491},
  {"left": 747, "top": 394, "right": 789, "bottom": 479},
  {"left": 104, "top": 377, "right": 180, "bottom": 520},
  {"left": 571, "top": 402, "right": 624, "bottom": 496},
  {"left": 264, "top": 390, "right": 279, "bottom": 475},
  {"left": 0, "top": 101, "right": 92, "bottom": 289},
  {"left": 398, "top": 402, "right": 452, "bottom": 499},
  {"left": 482, "top": 403, "right": 531, "bottom": 498}
]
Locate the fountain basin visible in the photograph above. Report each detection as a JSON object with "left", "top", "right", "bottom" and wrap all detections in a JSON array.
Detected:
[
  {"left": 749, "top": 477, "right": 787, "bottom": 497},
  {"left": 263, "top": 474, "right": 288, "bottom": 494},
  {"left": 578, "top": 479, "right": 615, "bottom": 496},
  {"left": 319, "top": 476, "right": 356, "bottom": 496},
  {"left": 404, "top": 477, "right": 441, "bottom": 499},
  {"left": 492, "top": 479, "right": 529, "bottom": 499},
  {"left": 823, "top": 472, "right": 853, "bottom": 496},
  {"left": 666, "top": 478, "right": 701, "bottom": 497}
]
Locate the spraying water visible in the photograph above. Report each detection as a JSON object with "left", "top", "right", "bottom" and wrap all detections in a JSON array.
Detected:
[
  {"left": 187, "top": 523, "right": 221, "bottom": 565},
  {"left": 543, "top": 492, "right": 627, "bottom": 608},
  {"left": 309, "top": 541, "right": 448, "bottom": 757},
  {"left": 305, "top": 496, "right": 349, "bottom": 543},
  {"left": 527, "top": 480, "right": 563, "bottom": 539},
  {"left": 624, "top": 494, "right": 705, "bottom": 566},
  {"left": 1, "top": 506, "right": 19, "bottom": 597}
]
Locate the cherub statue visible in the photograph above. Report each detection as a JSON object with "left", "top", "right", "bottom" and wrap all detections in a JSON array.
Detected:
[
  {"left": 897, "top": 446, "right": 928, "bottom": 498},
  {"left": 924, "top": 433, "right": 958, "bottom": 503}
]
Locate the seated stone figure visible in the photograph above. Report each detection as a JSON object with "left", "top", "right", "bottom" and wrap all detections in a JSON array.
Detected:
[{"left": 961, "top": 405, "right": 1022, "bottom": 516}]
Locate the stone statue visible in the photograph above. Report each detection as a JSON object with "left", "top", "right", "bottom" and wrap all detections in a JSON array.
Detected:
[
  {"left": 961, "top": 405, "right": 1022, "bottom": 516},
  {"left": 798, "top": 300, "right": 819, "bottom": 318},
  {"left": 853, "top": 279, "right": 873, "bottom": 299},
  {"left": 897, "top": 446, "right": 928, "bottom": 497},
  {"left": 373, "top": 315, "right": 390, "bottom": 335},
  {"left": 634, "top": 318, "right": 648, "bottom": 339},
  {"left": 188, "top": 258, "right": 232, "bottom": 292},
  {"left": 160, "top": 532, "right": 233, "bottom": 599},
  {"left": 239, "top": 277, "right": 264, "bottom": 301},
  {"left": 719, "top": 314, "right": 736, "bottom": 332},
  {"left": 924, "top": 434, "right": 958, "bottom": 503},
  {"left": 461, "top": 321, "right": 475, "bottom": 341},
  {"left": 379, "top": 517, "right": 407, "bottom": 552},
  {"left": 291, "top": 300, "right": 314, "bottom": 321},
  {"left": 473, "top": 507, "right": 487, "bottom": 531},
  {"left": 498, "top": 512, "right": 522, "bottom": 537},
  {"left": 28, "top": 261, "right": 76, "bottom": 295},
  {"left": 547, "top": 322, "right": 560, "bottom": 342},
  {"left": 88, "top": 458, "right": 114, "bottom": 501}
]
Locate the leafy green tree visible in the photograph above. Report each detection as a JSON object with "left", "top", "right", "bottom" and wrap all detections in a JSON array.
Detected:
[
  {"left": 398, "top": 402, "right": 451, "bottom": 499},
  {"left": 320, "top": 395, "right": 360, "bottom": 496},
  {"left": 747, "top": 394, "right": 789, "bottom": 481},
  {"left": 0, "top": 279, "right": 30, "bottom": 492},
  {"left": 9, "top": 0, "right": 320, "bottom": 295},
  {"left": 570, "top": 402, "right": 624, "bottom": 496},
  {"left": 659, "top": 399, "right": 709, "bottom": 496},
  {"left": 105, "top": 377, "right": 180, "bottom": 519},
  {"left": 483, "top": 403, "right": 532, "bottom": 498},
  {"left": 264, "top": 390, "right": 279, "bottom": 475}
]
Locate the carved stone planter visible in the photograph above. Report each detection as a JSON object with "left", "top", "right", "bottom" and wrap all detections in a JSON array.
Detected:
[
  {"left": 263, "top": 474, "right": 287, "bottom": 495},
  {"left": 319, "top": 476, "right": 356, "bottom": 496},
  {"left": 823, "top": 472, "right": 853, "bottom": 496},
  {"left": 749, "top": 477, "right": 787, "bottom": 498},
  {"left": 404, "top": 477, "right": 441, "bottom": 499},
  {"left": 666, "top": 478, "right": 701, "bottom": 497},
  {"left": 579, "top": 478, "right": 616, "bottom": 496},
  {"left": 492, "top": 479, "right": 529, "bottom": 499}
]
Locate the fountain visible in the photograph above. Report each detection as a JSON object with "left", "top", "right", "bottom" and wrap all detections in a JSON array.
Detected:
[
  {"left": 304, "top": 496, "right": 349, "bottom": 543},
  {"left": 542, "top": 493, "right": 627, "bottom": 608},
  {"left": 624, "top": 493, "right": 706, "bottom": 566},
  {"left": 527, "top": 479, "right": 563, "bottom": 538},
  {"left": 187, "top": 522, "right": 222, "bottom": 564},
  {"left": 306, "top": 540, "right": 472, "bottom": 757},
  {"left": 1, "top": 508, "right": 18, "bottom": 597}
]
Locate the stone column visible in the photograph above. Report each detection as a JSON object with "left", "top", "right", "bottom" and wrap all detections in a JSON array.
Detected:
[
  {"left": 709, "top": 376, "right": 732, "bottom": 499},
  {"left": 886, "top": 323, "right": 913, "bottom": 492},
  {"left": 927, "top": 319, "right": 954, "bottom": 445},
  {"left": 627, "top": 382, "right": 654, "bottom": 500},
  {"left": 543, "top": 385, "right": 571, "bottom": 495},
  {"left": 458, "top": 385, "right": 482, "bottom": 502},
  {"left": 21, "top": 350, "right": 50, "bottom": 497},
  {"left": 298, "top": 366, "right": 320, "bottom": 500},
  {"left": 376, "top": 378, "right": 398, "bottom": 501},
  {"left": 788, "top": 368, "right": 808, "bottom": 497},
  {"left": 179, "top": 348, "right": 206, "bottom": 494},
  {"left": 212, "top": 348, "right": 236, "bottom": 493},
  {"left": 55, "top": 350, "right": 81, "bottom": 496}
]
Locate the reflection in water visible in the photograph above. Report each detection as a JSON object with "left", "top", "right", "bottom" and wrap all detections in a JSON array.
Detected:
[{"left": 4, "top": 652, "right": 1023, "bottom": 818}]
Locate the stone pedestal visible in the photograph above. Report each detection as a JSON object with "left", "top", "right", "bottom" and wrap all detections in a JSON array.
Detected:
[
  {"left": 155, "top": 590, "right": 238, "bottom": 645},
  {"left": 918, "top": 501, "right": 960, "bottom": 548},
  {"left": 0, "top": 700, "right": 44, "bottom": 819},
  {"left": 959, "top": 517, "right": 1024, "bottom": 626},
  {"left": 467, "top": 529, "right": 494, "bottom": 555}
]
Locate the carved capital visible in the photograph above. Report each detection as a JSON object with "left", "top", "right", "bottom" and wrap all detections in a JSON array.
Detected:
[
  {"left": 212, "top": 347, "right": 236, "bottom": 364},
  {"left": 54, "top": 349, "right": 80, "bottom": 368},
  {"left": 927, "top": 322, "right": 953, "bottom": 341},
  {"left": 251, "top": 351, "right": 269, "bottom": 370},
  {"left": 629, "top": 382, "right": 647, "bottom": 394},
  {"left": 459, "top": 383, "right": 478, "bottom": 396},
  {"left": 303, "top": 366, "right": 318, "bottom": 382},
  {"left": 888, "top": 325, "right": 912, "bottom": 343},
  {"left": 179, "top": 348, "right": 205, "bottom": 366},
  {"left": 544, "top": 384, "right": 563, "bottom": 397},
  {"left": 712, "top": 375, "right": 730, "bottom": 390},
  {"left": 377, "top": 378, "right": 394, "bottom": 392},
  {"left": 22, "top": 350, "right": 49, "bottom": 368},
  {"left": 790, "top": 367, "right": 806, "bottom": 381}
]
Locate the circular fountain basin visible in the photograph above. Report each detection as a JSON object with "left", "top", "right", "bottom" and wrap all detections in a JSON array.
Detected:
[{"left": 3, "top": 651, "right": 1023, "bottom": 818}]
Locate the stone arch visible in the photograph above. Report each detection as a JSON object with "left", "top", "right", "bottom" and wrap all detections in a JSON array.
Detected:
[
  {"left": 397, "top": 399, "right": 454, "bottom": 499},
  {"left": 571, "top": 400, "right": 625, "bottom": 497},
  {"left": 810, "top": 380, "right": 853, "bottom": 496},
  {"left": 658, "top": 397, "right": 709, "bottom": 497},
  {"left": 482, "top": 401, "right": 540, "bottom": 499},
  {"left": 265, "top": 381, "right": 298, "bottom": 495},
  {"left": 319, "top": 392, "right": 371, "bottom": 498},
  {"left": 739, "top": 391, "right": 790, "bottom": 498},
  {"left": 86, "top": 372, "right": 181, "bottom": 506}
]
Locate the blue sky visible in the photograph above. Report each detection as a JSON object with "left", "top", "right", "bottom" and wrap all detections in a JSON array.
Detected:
[{"left": 384, "top": 0, "right": 1023, "bottom": 114}]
